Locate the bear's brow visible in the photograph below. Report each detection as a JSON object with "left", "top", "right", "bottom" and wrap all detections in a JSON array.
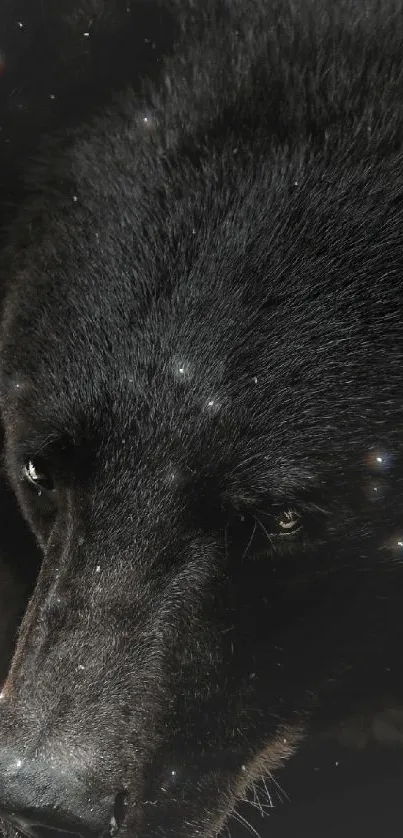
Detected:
[{"left": 18, "top": 428, "right": 75, "bottom": 466}]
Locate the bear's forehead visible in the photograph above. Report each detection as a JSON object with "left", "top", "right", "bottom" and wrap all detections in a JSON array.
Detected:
[
  {"left": 0, "top": 244, "right": 254, "bottom": 442},
  {"left": 0, "top": 299, "right": 241, "bottom": 481}
]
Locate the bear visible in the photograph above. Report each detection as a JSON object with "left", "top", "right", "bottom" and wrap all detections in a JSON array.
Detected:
[{"left": 0, "top": 1, "right": 403, "bottom": 837}]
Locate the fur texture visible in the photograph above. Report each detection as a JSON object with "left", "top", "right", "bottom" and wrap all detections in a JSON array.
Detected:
[{"left": 0, "top": 1, "right": 403, "bottom": 836}]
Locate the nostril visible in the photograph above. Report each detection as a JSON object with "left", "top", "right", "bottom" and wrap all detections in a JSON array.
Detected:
[{"left": 108, "top": 792, "right": 128, "bottom": 837}]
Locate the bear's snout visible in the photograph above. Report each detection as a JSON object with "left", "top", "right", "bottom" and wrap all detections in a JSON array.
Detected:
[{"left": 0, "top": 744, "right": 127, "bottom": 838}]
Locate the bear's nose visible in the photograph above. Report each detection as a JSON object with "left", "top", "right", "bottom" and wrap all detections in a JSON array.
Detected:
[{"left": 0, "top": 748, "right": 126, "bottom": 838}]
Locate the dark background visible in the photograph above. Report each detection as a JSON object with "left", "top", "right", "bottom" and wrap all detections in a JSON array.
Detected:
[{"left": 234, "top": 738, "right": 403, "bottom": 836}]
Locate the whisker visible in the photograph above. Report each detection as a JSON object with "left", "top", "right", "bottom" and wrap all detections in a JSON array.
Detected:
[
  {"left": 254, "top": 515, "right": 276, "bottom": 553},
  {"left": 260, "top": 777, "right": 274, "bottom": 809},
  {"left": 267, "top": 770, "right": 290, "bottom": 803},
  {"left": 242, "top": 798, "right": 272, "bottom": 816},
  {"left": 251, "top": 782, "right": 264, "bottom": 817},
  {"left": 242, "top": 519, "right": 257, "bottom": 559},
  {"left": 231, "top": 810, "right": 262, "bottom": 838},
  {"left": 254, "top": 780, "right": 275, "bottom": 812},
  {"left": 240, "top": 785, "right": 272, "bottom": 818}
]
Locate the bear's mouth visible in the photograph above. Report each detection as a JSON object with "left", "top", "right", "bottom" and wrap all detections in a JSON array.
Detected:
[{"left": 1, "top": 791, "right": 129, "bottom": 838}]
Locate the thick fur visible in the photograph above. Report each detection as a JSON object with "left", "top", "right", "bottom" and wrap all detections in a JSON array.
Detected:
[{"left": 0, "top": 1, "right": 403, "bottom": 837}]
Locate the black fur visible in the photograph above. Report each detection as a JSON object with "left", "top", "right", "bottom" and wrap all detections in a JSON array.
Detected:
[{"left": 0, "top": 1, "right": 403, "bottom": 836}]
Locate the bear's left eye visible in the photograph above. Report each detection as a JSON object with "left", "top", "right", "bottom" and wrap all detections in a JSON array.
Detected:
[
  {"left": 233, "top": 507, "right": 303, "bottom": 558},
  {"left": 276, "top": 509, "right": 301, "bottom": 536},
  {"left": 22, "top": 459, "right": 54, "bottom": 495}
]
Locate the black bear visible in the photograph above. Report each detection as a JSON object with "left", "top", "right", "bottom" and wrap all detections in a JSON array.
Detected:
[{"left": 0, "top": 1, "right": 403, "bottom": 837}]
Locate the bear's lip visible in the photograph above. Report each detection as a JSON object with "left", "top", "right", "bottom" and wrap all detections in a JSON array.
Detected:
[
  {"left": 0, "top": 790, "right": 129, "bottom": 838},
  {"left": 12, "top": 825, "right": 82, "bottom": 838}
]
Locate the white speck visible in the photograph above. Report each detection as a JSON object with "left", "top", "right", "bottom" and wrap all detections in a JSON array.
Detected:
[
  {"left": 171, "top": 770, "right": 176, "bottom": 777},
  {"left": 283, "top": 738, "right": 287, "bottom": 744},
  {"left": 172, "top": 358, "right": 193, "bottom": 381},
  {"left": 49, "top": 93, "right": 56, "bottom": 100},
  {"left": 15, "top": 760, "right": 22, "bottom": 769},
  {"left": 95, "top": 565, "right": 101, "bottom": 573},
  {"left": 139, "top": 112, "right": 155, "bottom": 129},
  {"left": 72, "top": 195, "right": 78, "bottom": 203},
  {"left": 205, "top": 396, "right": 222, "bottom": 414},
  {"left": 398, "top": 541, "right": 403, "bottom": 548},
  {"left": 83, "top": 31, "right": 90, "bottom": 37},
  {"left": 77, "top": 665, "right": 85, "bottom": 671},
  {"left": 335, "top": 761, "right": 339, "bottom": 767},
  {"left": 241, "top": 764, "right": 246, "bottom": 772},
  {"left": 17, "top": 21, "right": 24, "bottom": 29},
  {"left": 368, "top": 448, "right": 394, "bottom": 471},
  {"left": 0, "top": 690, "right": 5, "bottom": 701},
  {"left": 252, "top": 376, "right": 258, "bottom": 384}
]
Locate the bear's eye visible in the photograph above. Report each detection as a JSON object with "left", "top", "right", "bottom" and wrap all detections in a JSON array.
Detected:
[
  {"left": 22, "top": 459, "right": 54, "bottom": 495},
  {"left": 276, "top": 509, "right": 301, "bottom": 535}
]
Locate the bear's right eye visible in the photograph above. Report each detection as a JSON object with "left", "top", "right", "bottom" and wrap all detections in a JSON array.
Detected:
[{"left": 22, "top": 459, "right": 55, "bottom": 496}]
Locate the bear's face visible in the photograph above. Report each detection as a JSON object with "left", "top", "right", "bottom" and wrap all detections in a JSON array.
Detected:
[
  {"left": 0, "top": 82, "right": 402, "bottom": 838},
  {"left": 0, "top": 250, "right": 312, "bottom": 836}
]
